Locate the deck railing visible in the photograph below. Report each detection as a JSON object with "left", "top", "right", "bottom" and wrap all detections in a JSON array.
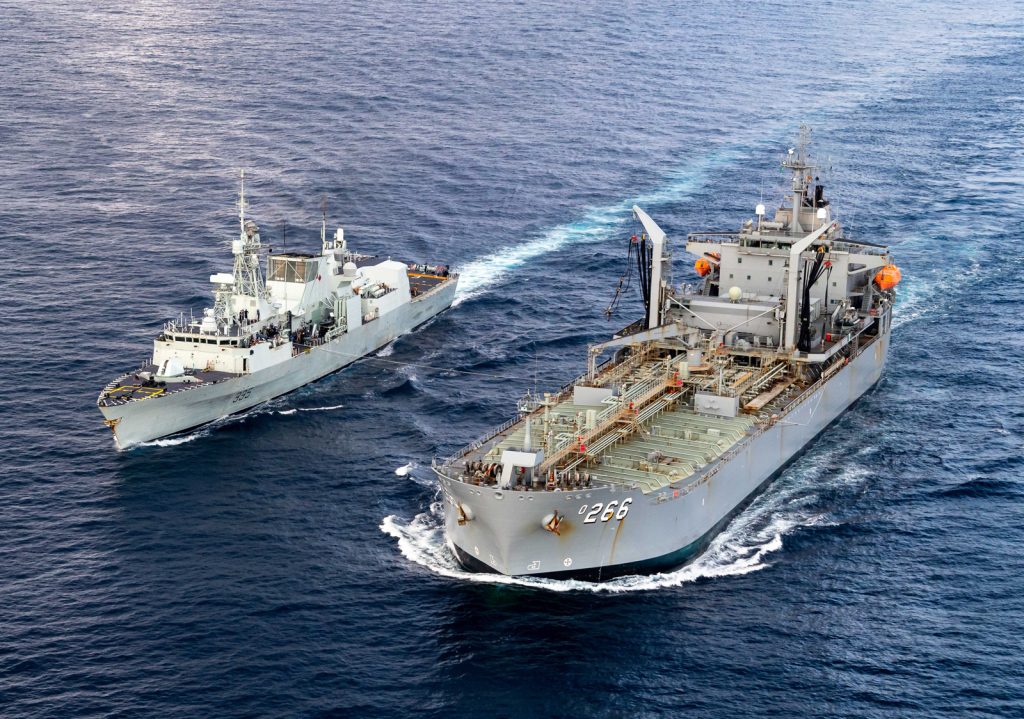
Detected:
[
  {"left": 435, "top": 354, "right": 625, "bottom": 468},
  {"left": 435, "top": 349, "right": 679, "bottom": 472}
]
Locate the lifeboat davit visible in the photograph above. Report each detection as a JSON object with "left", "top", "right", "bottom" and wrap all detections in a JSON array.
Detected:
[{"left": 874, "top": 264, "right": 902, "bottom": 291}]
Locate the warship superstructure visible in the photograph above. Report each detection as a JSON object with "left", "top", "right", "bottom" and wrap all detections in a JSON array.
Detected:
[
  {"left": 433, "top": 130, "right": 900, "bottom": 580},
  {"left": 98, "top": 174, "right": 458, "bottom": 448}
]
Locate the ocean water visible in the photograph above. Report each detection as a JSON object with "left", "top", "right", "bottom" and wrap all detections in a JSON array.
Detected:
[{"left": 2, "top": 1, "right": 1023, "bottom": 716}]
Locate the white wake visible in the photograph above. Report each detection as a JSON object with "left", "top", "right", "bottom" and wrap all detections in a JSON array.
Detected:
[
  {"left": 138, "top": 431, "right": 209, "bottom": 448},
  {"left": 452, "top": 148, "right": 742, "bottom": 305},
  {"left": 380, "top": 449, "right": 870, "bottom": 593},
  {"left": 134, "top": 404, "right": 276, "bottom": 449},
  {"left": 450, "top": 40, "right": 973, "bottom": 310},
  {"left": 277, "top": 403, "right": 345, "bottom": 415},
  {"left": 134, "top": 401, "right": 342, "bottom": 447}
]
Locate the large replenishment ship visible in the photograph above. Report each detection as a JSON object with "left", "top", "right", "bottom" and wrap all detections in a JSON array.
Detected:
[
  {"left": 98, "top": 174, "right": 458, "bottom": 448},
  {"left": 432, "top": 130, "right": 900, "bottom": 580}
]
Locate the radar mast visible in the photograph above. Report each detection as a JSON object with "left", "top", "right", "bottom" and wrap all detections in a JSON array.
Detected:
[{"left": 231, "top": 169, "right": 269, "bottom": 304}]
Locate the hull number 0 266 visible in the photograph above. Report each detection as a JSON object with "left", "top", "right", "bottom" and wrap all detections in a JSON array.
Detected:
[{"left": 579, "top": 498, "right": 632, "bottom": 524}]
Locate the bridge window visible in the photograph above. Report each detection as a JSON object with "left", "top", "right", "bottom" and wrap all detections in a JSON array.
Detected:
[{"left": 269, "top": 257, "right": 317, "bottom": 283}]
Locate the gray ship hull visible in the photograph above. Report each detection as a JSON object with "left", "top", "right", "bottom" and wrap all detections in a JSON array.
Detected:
[
  {"left": 438, "top": 334, "right": 888, "bottom": 580},
  {"left": 101, "top": 283, "right": 456, "bottom": 448}
]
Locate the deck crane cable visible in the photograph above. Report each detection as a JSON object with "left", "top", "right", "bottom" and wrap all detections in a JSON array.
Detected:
[
  {"left": 797, "top": 246, "right": 830, "bottom": 352},
  {"left": 604, "top": 230, "right": 639, "bottom": 317},
  {"left": 632, "top": 221, "right": 652, "bottom": 324}
]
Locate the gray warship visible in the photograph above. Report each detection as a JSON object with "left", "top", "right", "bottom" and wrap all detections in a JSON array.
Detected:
[
  {"left": 432, "top": 130, "right": 900, "bottom": 580},
  {"left": 97, "top": 173, "right": 458, "bottom": 448}
]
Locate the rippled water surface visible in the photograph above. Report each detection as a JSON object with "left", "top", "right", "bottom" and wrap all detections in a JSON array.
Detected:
[{"left": 2, "top": 1, "right": 1023, "bottom": 717}]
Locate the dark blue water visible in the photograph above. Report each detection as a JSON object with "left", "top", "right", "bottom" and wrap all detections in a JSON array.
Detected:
[{"left": 2, "top": 1, "right": 1023, "bottom": 716}]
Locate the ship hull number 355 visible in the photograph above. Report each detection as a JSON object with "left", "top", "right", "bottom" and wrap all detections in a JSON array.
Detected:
[{"left": 579, "top": 498, "right": 632, "bottom": 524}]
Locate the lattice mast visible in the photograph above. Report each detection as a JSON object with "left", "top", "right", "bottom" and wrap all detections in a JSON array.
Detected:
[{"left": 232, "top": 170, "right": 268, "bottom": 302}]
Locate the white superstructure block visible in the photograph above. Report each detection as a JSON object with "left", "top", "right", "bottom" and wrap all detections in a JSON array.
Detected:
[{"left": 345, "top": 294, "right": 362, "bottom": 329}]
